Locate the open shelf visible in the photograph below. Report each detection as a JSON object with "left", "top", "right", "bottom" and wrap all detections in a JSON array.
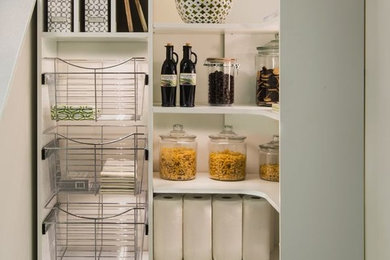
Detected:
[
  {"left": 153, "top": 22, "right": 279, "bottom": 34},
  {"left": 42, "top": 32, "right": 149, "bottom": 42},
  {"left": 152, "top": 105, "right": 279, "bottom": 120},
  {"left": 153, "top": 172, "right": 280, "bottom": 212}
]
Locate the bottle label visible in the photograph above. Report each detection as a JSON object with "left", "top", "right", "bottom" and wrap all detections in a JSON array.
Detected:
[
  {"left": 180, "top": 73, "right": 196, "bottom": 85},
  {"left": 161, "top": 74, "right": 177, "bottom": 87}
]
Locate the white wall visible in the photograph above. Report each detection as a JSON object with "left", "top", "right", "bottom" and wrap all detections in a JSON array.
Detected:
[
  {"left": 0, "top": 0, "right": 36, "bottom": 116},
  {"left": 280, "top": 0, "right": 364, "bottom": 259},
  {"left": 0, "top": 8, "right": 36, "bottom": 260},
  {"left": 366, "top": 0, "right": 390, "bottom": 259}
]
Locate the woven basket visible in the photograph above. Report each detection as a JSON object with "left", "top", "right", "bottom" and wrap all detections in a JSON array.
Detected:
[{"left": 175, "top": 0, "right": 233, "bottom": 24}]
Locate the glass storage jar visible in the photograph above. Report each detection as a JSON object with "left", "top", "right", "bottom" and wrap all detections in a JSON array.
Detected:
[
  {"left": 204, "top": 58, "right": 240, "bottom": 106},
  {"left": 209, "top": 125, "right": 247, "bottom": 181},
  {"left": 159, "top": 124, "right": 197, "bottom": 180},
  {"left": 259, "top": 135, "right": 279, "bottom": 182},
  {"left": 256, "top": 33, "right": 279, "bottom": 107}
]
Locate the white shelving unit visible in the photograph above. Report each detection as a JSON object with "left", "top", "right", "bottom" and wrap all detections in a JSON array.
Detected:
[
  {"left": 154, "top": 22, "right": 279, "bottom": 34},
  {"left": 154, "top": 172, "right": 280, "bottom": 212},
  {"left": 42, "top": 32, "right": 149, "bottom": 42},
  {"left": 152, "top": 105, "right": 280, "bottom": 120},
  {"left": 37, "top": 0, "right": 283, "bottom": 259}
]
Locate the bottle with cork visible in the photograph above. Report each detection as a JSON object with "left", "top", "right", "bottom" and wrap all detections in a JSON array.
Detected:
[
  {"left": 179, "top": 43, "right": 197, "bottom": 107},
  {"left": 161, "top": 43, "right": 179, "bottom": 107}
]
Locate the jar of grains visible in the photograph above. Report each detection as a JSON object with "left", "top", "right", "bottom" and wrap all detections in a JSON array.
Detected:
[
  {"left": 256, "top": 33, "right": 279, "bottom": 107},
  {"left": 209, "top": 125, "right": 247, "bottom": 181},
  {"left": 259, "top": 135, "right": 279, "bottom": 182},
  {"left": 204, "top": 58, "right": 239, "bottom": 106},
  {"left": 159, "top": 124, "right": 197, "bottom": 181}
]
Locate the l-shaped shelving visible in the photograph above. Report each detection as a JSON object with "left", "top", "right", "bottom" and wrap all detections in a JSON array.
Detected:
[{"left": 154, "top": 172, "right": 280, "bottom": 212}]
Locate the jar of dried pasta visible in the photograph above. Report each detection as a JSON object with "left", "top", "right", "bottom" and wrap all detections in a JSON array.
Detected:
[
  {"left": 259, "top": 135, "right": 279, "bottom": 182},
  {"left": 209, "top": 125, "right": 247, "bottom": 181},
  {"left": 159, "top": 124, "right": 197, "bottom": 180}
]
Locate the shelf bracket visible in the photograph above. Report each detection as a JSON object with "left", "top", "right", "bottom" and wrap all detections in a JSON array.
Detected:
[
  {"left": 145, "top": 149, "right": 149, "bottom": 161},
  {"left": 42, "top": 209, "right": 55, "bottom": 235},
  {"left": 41, "top": 74, "right": 46, "bottom": 85},
  {"left": 145, "top": 74, "right": 149, "bottom": 86},
  {"left": 41, "top": 139, "right": 58, "bottom": 160},
  {"left": 145, "top": 223, "right": 148, "bottom": 236}
]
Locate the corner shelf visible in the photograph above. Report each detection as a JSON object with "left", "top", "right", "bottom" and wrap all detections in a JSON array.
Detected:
[
  {"left": 152, "top": 105, "right": 280, "bottom": 120},
  {"left": 42, "top": 32, "right": 149, "bottom": 42},
  {"left": 153, "top": 172, "right": 280, "bottom": 212},
  {"left": 153, "top": 22, "right": 279, "bottom": 34}
]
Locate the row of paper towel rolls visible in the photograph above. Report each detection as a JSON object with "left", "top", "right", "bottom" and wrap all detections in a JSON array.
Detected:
[{"left": 153, "top": 194, "right": 278, "bottom": 260}]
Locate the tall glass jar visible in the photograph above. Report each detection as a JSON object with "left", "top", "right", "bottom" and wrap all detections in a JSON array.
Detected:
[
  {"left": 159, "top": 124, "right": 197, "bottom": 180},
  {"left": 204, "top": 58, "right": 240, "bottom": 106},
  {"left": 259, "top": 135, "right": 279, "bottom": 182},
  {"left": 209, "top": 125, "right": 247, "bottom": 181},
  {"left": 256, "top": 34, "right": 279, "bottom": 107}
]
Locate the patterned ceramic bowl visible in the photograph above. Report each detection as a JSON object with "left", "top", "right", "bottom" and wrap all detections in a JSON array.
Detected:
[{"left": 175, "top": 0, "right": 233, "bottom": 24}]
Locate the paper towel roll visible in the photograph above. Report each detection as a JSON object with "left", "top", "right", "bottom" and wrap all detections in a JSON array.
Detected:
[
  {"left": 243, "top": 195, "right": 273, "bottom": 260},
  {"left": 153, "top": 194, "right": 183, "bottom": 260},
  {"left": 212, "top": 194, "right": 243, "bottom": 260},
  {"left": 183, "top": 194, "right": 212, "bottom": 260}
]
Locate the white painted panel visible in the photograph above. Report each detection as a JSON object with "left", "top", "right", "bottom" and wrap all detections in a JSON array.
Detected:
[
  {"left": 57, "top": 41, "right": 147, "bottom": 59},
  {"left": 0, "top": 0, "right": 36, "bottom": 115},
  {"left": 366, "top": 0, "right": 390, "bottom": 259},
  {"left": 280, "top": 0, "right": 364, "bottom": 259},
  {"left": 0, "top": 10, "right": 36, "bottom": 260}
]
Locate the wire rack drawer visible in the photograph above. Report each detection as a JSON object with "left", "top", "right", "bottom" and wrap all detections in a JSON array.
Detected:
[
  {"left": 43, "top": 125, "right": 147, "bottom": 195},
  {"left": 43, "top": 196, "right": 146, "bottom": 260},
  {"left": 43, "top": 58, "right": 147, "bottom": 121}
]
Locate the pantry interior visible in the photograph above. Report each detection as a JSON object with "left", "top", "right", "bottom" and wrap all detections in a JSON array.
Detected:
[
  {"left": 37, "top": 0, "right": 281, "bottom": 259},
  {"left": 35, "top": 0, "right": 365, "bottom": 260}
]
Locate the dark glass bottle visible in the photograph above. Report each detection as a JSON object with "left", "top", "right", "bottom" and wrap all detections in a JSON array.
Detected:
[
  {"left": 179, "top": 43, "right": 197, "bottom": 107},
  {"left": 161, "top": 43, "right": 179, "bottom": 107}
]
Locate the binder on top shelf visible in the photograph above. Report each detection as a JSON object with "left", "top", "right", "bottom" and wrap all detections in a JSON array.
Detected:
[
  {"left": 46, "top": 0, "right": 73, "bottom": 32},
  {"left": 81, "top": 0, "right": 111, "bottom": 32}
]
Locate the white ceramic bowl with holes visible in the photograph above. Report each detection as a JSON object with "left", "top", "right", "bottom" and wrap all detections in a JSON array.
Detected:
[{"left": 175, "top": 0, "right": 233, "bottom": 24}]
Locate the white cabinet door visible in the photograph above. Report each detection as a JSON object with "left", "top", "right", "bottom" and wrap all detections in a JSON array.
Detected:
[
  {"left": 366, "top": 0, "right": 390, "bottom": 259},
  {"left": 280, "top": 0, "right": 364, "bottom": 259}
]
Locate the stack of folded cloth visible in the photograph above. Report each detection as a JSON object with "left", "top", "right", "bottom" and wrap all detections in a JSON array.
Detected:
[{"left": 100, "top": 158, "right": 135, "bottom": 194}]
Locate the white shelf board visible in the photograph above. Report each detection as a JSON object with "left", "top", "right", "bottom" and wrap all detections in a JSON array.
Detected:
[
  {"left": 153, "top": 22, "right": 279, "bottom": 34},
  {"left": 41, "top": 32, "right": 149, "bottom": 42},
  {"left": 152, "top": 105, "right": 279, "bottom": 120},
  {"left": 153, "top": 172, "right": 280, "bottom": 212}
]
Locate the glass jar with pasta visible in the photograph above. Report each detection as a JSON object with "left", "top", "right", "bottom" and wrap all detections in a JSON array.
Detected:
[
  {"left": 259, "top": 135, "right": 279, "bottom": 182},
  {"left": 208, "top": 125, "right": 247, "bottom": 181},
  {"left": 159, "top": 124, "right": 197, "bottom": 180}
]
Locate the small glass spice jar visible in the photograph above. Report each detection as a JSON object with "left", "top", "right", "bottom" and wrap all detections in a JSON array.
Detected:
[
  {"left": 256, "top": 34, "right": 279, "bottom": 107},
  {"left": 259, "top": 135, "right": 279, "bottom": 182},
  {"left": 204, "top": 58, "right": 240, "bottom": 106},
  {"left": 209, "top": 125, "right": 247, "bottom": 181},
  {"left": 159, "top": 124, "right": 197, "bottom": 181}
]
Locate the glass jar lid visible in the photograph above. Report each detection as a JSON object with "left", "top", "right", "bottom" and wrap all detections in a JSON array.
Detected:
[
  {"left": 204, "top": 58, "right": 240, "bottom": 69},
  {"left": 209, "top": 125, "right": 246, "bottom": 142},
  {"left": 259, "top": 135, "right": 279, "bottom": 151},
  {"left": 256, "top": 33, "right": 279, "bottom": 55},
  {"left": 160, "top": 124, "right": 196, "bottom": 141}
]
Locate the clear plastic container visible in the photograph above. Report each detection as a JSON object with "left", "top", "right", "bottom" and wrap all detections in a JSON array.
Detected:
[
  {"left": 256, "top": 34, "right": 279, "bottom": 107},
  {"left": 204, "top": 58, "right": 240, "bottom": 106},
  {"left": 209, "top": 125, "right": 247, "bottom": 181},
  {"left": 259, "top": 135, "right": 279, "bottom": 182},
  {"left": 159, "top": 124, "right": 197, "bottom": 180}
]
